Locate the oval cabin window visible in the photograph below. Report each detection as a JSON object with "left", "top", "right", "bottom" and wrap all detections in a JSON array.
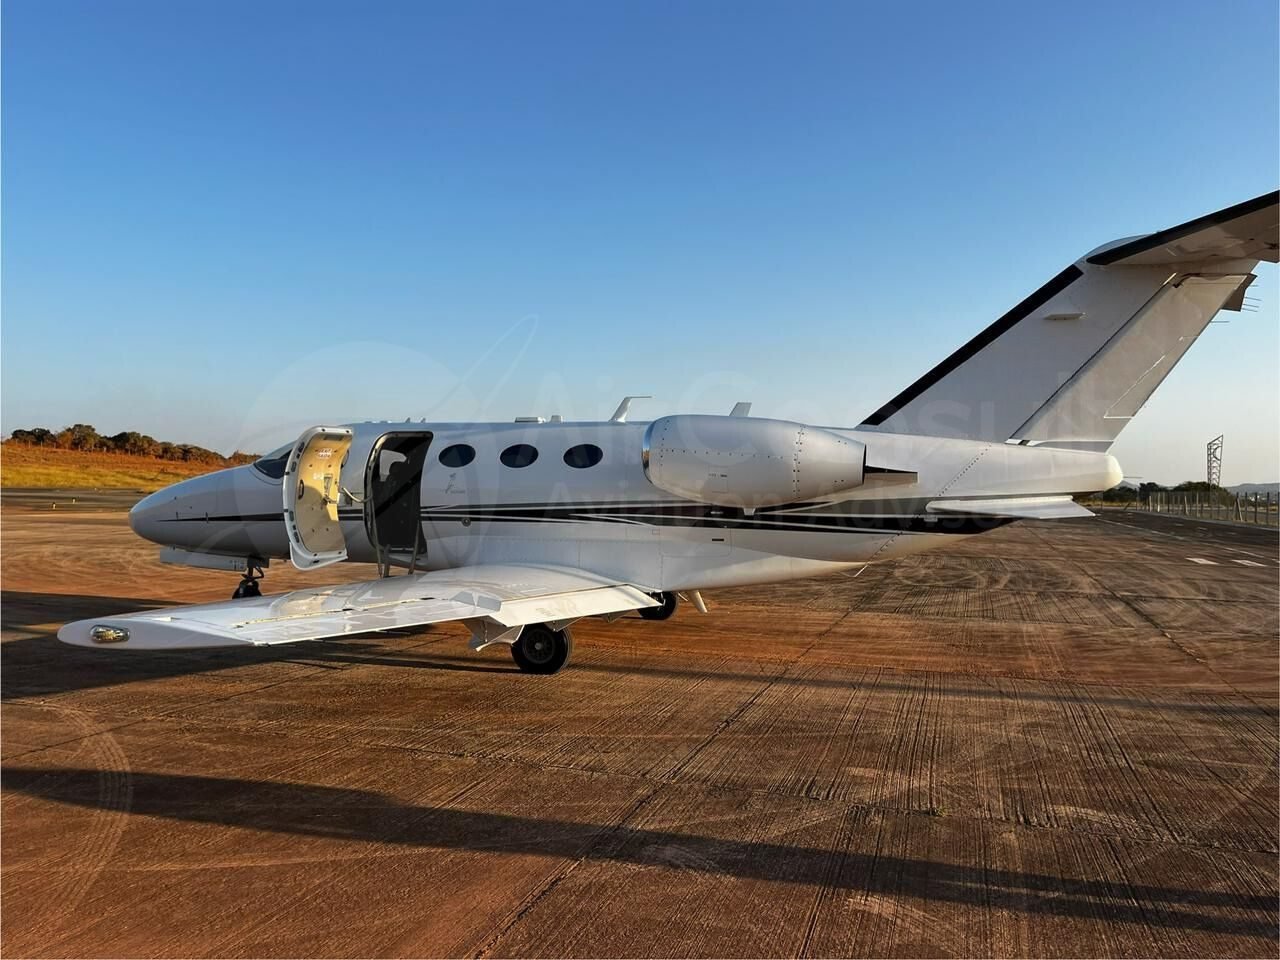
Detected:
[
  {"left": 438, "top": 444, "right": 476, "bottom": 468},
  {"left": 500, "top": 444, "right": 539, "bottom": 468},
  {"left": 563, "top": 443, "right": 604, "bottom": 469}
]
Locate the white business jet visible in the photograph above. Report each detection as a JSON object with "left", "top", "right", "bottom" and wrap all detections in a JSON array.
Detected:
[{"left": 60, "top": 192, "right": 1279, "bottom": 673}]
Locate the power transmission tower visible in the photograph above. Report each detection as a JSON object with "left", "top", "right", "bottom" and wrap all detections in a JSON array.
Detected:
[{"left": 1206, "top": 435, "right": 1224, "bottom": 487}]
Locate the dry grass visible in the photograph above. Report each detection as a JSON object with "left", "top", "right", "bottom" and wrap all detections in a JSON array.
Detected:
[{"left": 1, "top": 445, "right": 234, "bottom": 491}]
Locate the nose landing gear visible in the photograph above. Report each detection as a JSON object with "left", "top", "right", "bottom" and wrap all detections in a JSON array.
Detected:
[{"left": 232, "top": 563, "right": 265, "bottom": 600}]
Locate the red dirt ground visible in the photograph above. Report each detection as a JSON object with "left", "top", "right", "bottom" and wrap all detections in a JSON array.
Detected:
[{"left": 2, "top": 500, "right": 1276, "bottom": 957}]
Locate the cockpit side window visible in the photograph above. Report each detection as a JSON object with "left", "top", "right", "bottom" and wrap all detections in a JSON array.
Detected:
[{"left": 252, "top": 443, "right": 294, "bottom": 480}]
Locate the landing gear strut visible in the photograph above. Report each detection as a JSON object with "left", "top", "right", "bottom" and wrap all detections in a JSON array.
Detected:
[
  {"left": 510, "top": 624, "right": 573, "bottom": 674},
  {"left": 232, "top": 563, "right": 264, "bottom": 600},
  {"left": 638, "top": 591, "right": 678, "bottom": 621}
]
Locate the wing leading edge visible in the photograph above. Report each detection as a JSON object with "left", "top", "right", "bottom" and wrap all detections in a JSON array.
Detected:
[{"left": 58, "top": 563, "right": 659, "bottom": 651}]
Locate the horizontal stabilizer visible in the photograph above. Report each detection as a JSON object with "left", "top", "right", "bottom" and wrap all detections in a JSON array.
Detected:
[
  {"left": 927, "top": 496, "right": 1094, "bottom": 520},
  {"left": 1087, "top": 190, "right": 1279, "bottom": 267}
]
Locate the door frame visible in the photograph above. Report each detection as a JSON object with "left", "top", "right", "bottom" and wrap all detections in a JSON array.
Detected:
[{"left": 363, "top": 430, "right": 433, "bottom": 571}]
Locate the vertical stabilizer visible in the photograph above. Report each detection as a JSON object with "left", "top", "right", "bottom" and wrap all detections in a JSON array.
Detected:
[{"left": 861, "top": 191, "right": 1278, "bottom": 450}]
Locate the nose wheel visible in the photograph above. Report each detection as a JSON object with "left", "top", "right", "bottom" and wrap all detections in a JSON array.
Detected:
[{"left": 232, "top": 564, "right": 265, "bottom": 600}]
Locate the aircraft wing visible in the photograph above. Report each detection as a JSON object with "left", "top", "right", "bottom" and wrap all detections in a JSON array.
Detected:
[{"left": 57, "top": 563, "right": 659, "bottom": 651}]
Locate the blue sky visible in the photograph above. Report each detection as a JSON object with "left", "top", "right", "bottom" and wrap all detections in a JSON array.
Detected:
[{"left": 3, "top": 0, "right": 1277, "bottom": 483}]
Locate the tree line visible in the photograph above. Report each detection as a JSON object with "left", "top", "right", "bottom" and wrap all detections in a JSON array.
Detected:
[
  {"left": 4, "top": 425, "right": 257, "bottom": 465},
  {"left": 1097, "top": 480, "right": 1225, "bottom": 502}
]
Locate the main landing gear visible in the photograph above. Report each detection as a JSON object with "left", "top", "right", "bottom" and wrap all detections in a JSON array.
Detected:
[
  {"left": 232, "top": 563, "right": 265, "bottom": 600},
  {"left": 510, "top": 624, "right": 573, "bottom": 674},
  {"left": 638, "top": 591, "right": 678, "bottom": 621}
]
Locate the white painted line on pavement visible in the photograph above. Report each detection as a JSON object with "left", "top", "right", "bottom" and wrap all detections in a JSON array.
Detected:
[{"left": 1095, "top": 518, "right": 1277, "bottom": 564}]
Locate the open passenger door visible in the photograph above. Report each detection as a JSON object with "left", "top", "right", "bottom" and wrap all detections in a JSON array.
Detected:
[{"left": 283, "top": 426, "right": 354, "bottom": 570}]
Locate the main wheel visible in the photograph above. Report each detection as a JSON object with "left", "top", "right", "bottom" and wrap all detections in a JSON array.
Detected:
[
  {"left": 638, "top": 591, "right": 677, "bottom": 621},
  {"left": 232, "top": 579, "right": 262, "bottom": 600},
  {"left": 510, "top": 624, "right": 573, "bottom": 674}
]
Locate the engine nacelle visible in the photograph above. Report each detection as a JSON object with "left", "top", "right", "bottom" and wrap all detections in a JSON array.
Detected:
[{"left": 642, "top": 415, "right": 865, "bottom": 510}]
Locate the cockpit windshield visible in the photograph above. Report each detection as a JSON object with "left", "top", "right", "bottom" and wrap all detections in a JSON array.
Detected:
[{"left": 252, "top": 442, "right": 294, "bottom": 480}]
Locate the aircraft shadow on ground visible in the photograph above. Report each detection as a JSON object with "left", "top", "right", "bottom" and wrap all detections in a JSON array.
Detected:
[
  {"left": 2, "top": 766, "right": 1275, "bottom": 938},
  {"left": 0, "top": 591, "right": 508, "bottom": 698},
  {"left": 1, "top": 591, "right": 174, "bottom": 628}
]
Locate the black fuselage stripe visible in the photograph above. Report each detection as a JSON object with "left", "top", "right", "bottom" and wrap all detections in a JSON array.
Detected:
[
  {"left": 423, "top": 512, "right": 1012, "bottom": 535},
  {"left": 161, "top": 513, "right": 286, "bottom": 523},
  {"left": 165, "top": 504, "right": 1024, "bottom": 535}
]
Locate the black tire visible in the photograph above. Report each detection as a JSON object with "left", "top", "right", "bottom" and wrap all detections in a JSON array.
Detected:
[
  {"left": 638, "top": 591, "right": 677, "bottom": 621},
  {"left": 232, "top": 579, "right": 262, "bottom": 600},
  {"left": 510, "top": 624, "right": 573, "bottom": 674}
]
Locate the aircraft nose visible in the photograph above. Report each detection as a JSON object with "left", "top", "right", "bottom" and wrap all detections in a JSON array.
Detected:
[
  {"left": 128, "top": 489, "right": 168, "bottom": 544},
  {"left": 125, "top": 466, "right": 282, "bottom": 556},
  {"left": 127, "top": 473, "right": 226, "bottom": 548}
]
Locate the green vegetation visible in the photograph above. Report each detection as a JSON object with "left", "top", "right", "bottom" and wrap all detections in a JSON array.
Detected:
[{"left": 1093, "top": 480, "right": 1233, "bottom": 503}]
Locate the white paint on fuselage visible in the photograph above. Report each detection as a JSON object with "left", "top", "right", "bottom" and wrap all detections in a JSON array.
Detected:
[{"left": 130, "top": 418, "right": 1122, "bottom": 593}]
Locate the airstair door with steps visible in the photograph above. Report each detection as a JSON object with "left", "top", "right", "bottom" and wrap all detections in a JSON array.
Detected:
[{"left": 283, "top": 426, "right": 354, "bottom": 570}]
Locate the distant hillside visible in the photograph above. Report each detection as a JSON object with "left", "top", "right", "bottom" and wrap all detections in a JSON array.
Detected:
[
  {"left": 1, "top": 446, "right": 250, "bottom": 491},
  {"left": 2, "top": 425, "right": 259, "bottom": 491},
  {"left": 1228, "top": 482, "right": 1280, "bottom": 496},
  {"left": 4, "top": 423, "right": 254, "bottom": 465}
]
